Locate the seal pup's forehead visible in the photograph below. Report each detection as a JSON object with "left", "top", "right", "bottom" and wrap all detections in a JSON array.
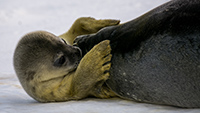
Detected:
[
  {"left": 20, "top": 31, "right": 62, "bottom": 46},
  {"left": 14, "top": 31, "right": 62, "bottom": 72},
  {"left": 17, "top": 31, "right": 69, "bottom": 58}
]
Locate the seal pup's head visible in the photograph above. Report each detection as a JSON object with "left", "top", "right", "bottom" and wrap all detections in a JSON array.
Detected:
[{"left": 13, "top": 31, "right": 82, "bottom": 100}]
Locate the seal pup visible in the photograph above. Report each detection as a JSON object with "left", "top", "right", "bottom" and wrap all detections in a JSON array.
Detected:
[{"left": 13, "top": 17, "right": 120, "bottom": 102}]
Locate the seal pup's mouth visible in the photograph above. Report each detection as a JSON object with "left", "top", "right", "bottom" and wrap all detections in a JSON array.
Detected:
[{"left": 67, "top": 58, "right": 81, "bottom": 74}]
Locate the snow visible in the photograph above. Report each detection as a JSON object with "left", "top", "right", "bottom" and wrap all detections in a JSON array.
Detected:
[{"left": 1, "top": 0, "right": 200, "bottom": 112}]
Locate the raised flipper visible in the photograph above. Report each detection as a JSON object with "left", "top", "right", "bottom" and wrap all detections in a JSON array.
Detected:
[{"left": 59, "top": 17, "right": 120, "bottom": 45}]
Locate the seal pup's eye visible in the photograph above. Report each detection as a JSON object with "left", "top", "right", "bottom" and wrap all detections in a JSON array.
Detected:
[{"left": 54, "top": 56, "right": 66, "bottom": 67}]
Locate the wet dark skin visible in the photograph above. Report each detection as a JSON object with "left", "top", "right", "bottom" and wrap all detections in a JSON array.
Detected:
[{"left": 74, "top": 0, "right": 200, "bottom": 108}]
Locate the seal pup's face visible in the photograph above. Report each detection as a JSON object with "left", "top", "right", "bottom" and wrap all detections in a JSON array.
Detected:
[{"left": 14, "top": 31, "right": 82, "bottom": 92}]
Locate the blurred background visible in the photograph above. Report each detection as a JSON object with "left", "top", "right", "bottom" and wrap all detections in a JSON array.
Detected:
[{"left": 0, "top": 0, "right": 169, "bottom": 74}]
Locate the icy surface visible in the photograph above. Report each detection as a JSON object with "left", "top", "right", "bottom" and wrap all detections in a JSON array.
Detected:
[{"left": 1, "top": 0, "right": 200, "bottom": 112}]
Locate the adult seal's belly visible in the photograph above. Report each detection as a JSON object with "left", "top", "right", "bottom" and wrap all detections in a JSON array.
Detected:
[
  {"left": 108, "top": 33, "right": 200, "bottom": 107},
  {"left": 75, "top": 0, "right": 200, "bottom": 108}
]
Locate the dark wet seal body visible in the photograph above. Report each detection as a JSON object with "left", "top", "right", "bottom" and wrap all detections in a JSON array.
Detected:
[{"left": 75, "top": 0, "right": 200, "bottom": 108}]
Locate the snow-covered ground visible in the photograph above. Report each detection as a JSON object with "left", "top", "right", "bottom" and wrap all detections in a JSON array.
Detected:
[{"left": 1, "top": 0, "right": 200, "bottom": 112}]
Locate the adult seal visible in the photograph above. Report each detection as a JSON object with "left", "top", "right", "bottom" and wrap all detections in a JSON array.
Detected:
[{"left": 75, "top": 0, "right": 200, "bottom": 108}]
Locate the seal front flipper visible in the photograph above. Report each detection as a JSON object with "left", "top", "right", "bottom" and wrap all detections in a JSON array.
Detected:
[
  {"left": 59, "top": 17, "right": 120, "bottom": 45},
  {"left": 79, "top": 17, "right": 120, "bottom": 33},
  {"left": 70, "top": 40, "right": 116, "bottom": 99},
  {"left": 74, "top": 25, "right": 118, "bottom": 55}
]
